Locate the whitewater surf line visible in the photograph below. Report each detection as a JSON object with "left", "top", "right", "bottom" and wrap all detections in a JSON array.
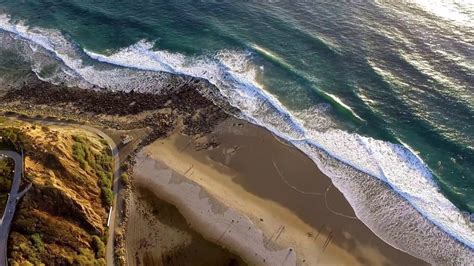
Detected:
[{"left": 0, "top": 14, "right": 473, "bottom": 263}]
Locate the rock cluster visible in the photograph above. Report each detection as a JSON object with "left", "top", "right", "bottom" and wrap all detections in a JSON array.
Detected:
[{"left": 1, "top": 76, "right": 234, "bottom": 140}]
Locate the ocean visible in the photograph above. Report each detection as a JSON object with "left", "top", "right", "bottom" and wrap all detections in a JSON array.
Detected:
[{"left": 0, "top": 0, "right": 472, "bottom": 262}]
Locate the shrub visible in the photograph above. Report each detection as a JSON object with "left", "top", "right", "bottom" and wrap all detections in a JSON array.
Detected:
[
  {"left": 121, "top": 162, "right": 129, "bottom": 171},
  {"left": 30, "top": 233, "right": 45, "bottom": 253},
  {"left": 73, "top": 248, "right": 96, "bottom": 265},
  {"left": 95, "top": 154, "right": 112, "bottom": 172},
  {"left": 18, "top": 242, "right": 40, "bottom": 264},
  {"left": 0, "top": 127, "right": 24, "bottom": 151},
  {"left": 98, "top": 171, "right": 111, "bottom": 188},
  {"left": 102, "top": 187, "right": 113, "bottom": 207},
  {"left": 72, "top": 142, "right": 88, "bottom": 170},
  {"left": 120, "top": 173, "right": 129, "bottom": 185},
  {"left": 72, "top": 135, "right": 113, "bottom": 207},
  {"left": 91, "top": 235, "right": 105, "bottom": 259},
  {"left": 0, "top": 159, "right": 13, "bottom": 191},
  {"left": 98, "top": 170, "right": 113, "bottom": 207}
]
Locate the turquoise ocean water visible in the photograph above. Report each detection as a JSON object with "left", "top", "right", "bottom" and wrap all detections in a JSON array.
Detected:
[{"left": 0, "top": 0, "right": 472, "bottom": 262}]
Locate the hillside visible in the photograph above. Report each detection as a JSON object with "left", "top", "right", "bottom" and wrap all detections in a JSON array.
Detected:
[
  {"left": 0, "top": 120, "right": 112, "bottom": 265},
  {"left": 0, "top": 158, "right": 13, "bottom": 214}
]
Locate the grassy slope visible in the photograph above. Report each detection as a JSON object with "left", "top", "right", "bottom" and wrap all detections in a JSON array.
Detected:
[
  {"left": 0, "top": 122, "right": 111, "bottom": 265},
  {"left": 0, "top": 158, "right": 13, "bottom": 214}
]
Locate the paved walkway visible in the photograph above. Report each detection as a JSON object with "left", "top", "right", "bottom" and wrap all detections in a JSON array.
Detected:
[{"left": 0, "top": 150, "right": 23, "bottom": 266}]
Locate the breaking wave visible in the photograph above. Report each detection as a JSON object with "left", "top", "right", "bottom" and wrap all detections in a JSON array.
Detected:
[{"left": 0, "top": 14, "right": 473, "bottom": 263}]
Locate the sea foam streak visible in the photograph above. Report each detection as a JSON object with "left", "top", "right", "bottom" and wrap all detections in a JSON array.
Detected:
[
  {"left": 83, "top": 39, "right": 474, "bottom": 256},
  {"left": 0, "top": 14, "right": 473, "bottom": 263}
]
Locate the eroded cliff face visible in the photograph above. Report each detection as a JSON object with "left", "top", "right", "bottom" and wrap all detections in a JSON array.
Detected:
[{"left": 2, "top": 122, "right": 110, "bottom": 264}]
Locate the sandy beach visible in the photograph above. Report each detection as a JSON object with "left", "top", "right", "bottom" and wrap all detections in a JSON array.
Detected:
[
  {"left": 124, "top": 184, "right": 244, "bottom": 265},
  {"left": 131, "top": 118, "right": 426, "bottom": 265},
  {"left": 1, "top": 1, "right": 473, "bottom": 264}
]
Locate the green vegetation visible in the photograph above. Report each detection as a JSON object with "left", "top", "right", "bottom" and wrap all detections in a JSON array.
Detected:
[
  {"left": 72, "top": 135, "right": 113, "bottom": 207},
  {"left": 73, "top": 248, "right": 105, "bottom": 266},
  {"left": 91, "top": 235, "right": 106, "bottom": 259},
  {"left": 121, "top": 162, "right": 129, "bottom": 171},
  {"left": 11, "top": 209, "right": 107, "bottom": 265},
  {"left": 0, "top": 159, "right": 13, "bottom": 213},
  {"left": 17, "top": 242, "right": 41, "bottom": 265},
  {"left": 120, "top": 173, "right": 129, "bottom": 185},
  {"left": 0, "top": 127, "right": 25, "bottom": 151},
  {"left": 5, "top": 124, "right": 111, "bottom": 264},
  {"left": 10, "top": 233, "right": 48, "bottom": 265},
  {"left": 30, "top": 234, "right": 45, "bottom": 253}
]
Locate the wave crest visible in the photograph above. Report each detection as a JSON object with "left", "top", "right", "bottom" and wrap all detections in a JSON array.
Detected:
[{"left": 0, "top": 13, "right": 473, "bottom": 263}]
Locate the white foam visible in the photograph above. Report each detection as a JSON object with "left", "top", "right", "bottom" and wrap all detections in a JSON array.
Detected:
[
  {"left": 0, "top": 14, "right": 473, "bottom": 262},
  {"left": 82, "top": 41, "right": 474, "bottom": 259},
  {"left": 297, "top": 142, "right": 474, "bottom": 264},
  {"left": 85, "top": 40, "right": 307, "bottom": 140},
  {"left": 0, "top": 14, "right": 183, "bottom": 93}
]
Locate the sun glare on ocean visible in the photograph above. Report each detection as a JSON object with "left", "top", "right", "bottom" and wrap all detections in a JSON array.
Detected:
[{"left": 411, "top": 0, "right": 474, "bottom": 27}]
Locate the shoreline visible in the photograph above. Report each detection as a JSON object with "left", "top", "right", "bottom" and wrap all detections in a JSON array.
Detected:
[
  {"left": 1, "top": 77, "right": 472, "bottom": 264},
  {"left": 0, "top": 12, "right": 473, "bottom": 264},
  {"left": 132, "top": 117, "right": 426, "bottom": 265}
]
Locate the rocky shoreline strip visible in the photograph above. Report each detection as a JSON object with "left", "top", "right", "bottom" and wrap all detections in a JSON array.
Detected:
[
  {"left": 0, "top": 75, "right": 435, "bottom": 265},
  {"left": 0, "top": 76, "right": 234, "bottom": 141},
  {"left": 0, "top": 76, "right": 239, "bottom": 265}
]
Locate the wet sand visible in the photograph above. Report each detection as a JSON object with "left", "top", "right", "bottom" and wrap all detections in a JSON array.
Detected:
[
  {"left": 132, "top": 118, "right": 427, "bottom": 265},
  {"left": 125, "top": 185, "right": 243, "bottom": 266}
]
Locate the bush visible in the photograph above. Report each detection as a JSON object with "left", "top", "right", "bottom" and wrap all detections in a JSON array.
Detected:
[
  {"left": 102, "top": 187, "right": 113, "bottom": 207},
  {"left": 30, "top": 233, "right": 45, "bottom": 253},
  {"left": 120, "top": 173, "right": 129, "bottom": 185},
  {"left": 0, "top": 159, "right": 13, "bottom": 212},
  {"left": 121, "top": 162, "right": 129, "bottom": 171},
  {"left": 0, "top": 159, "right": 13, "bottom": 191},
  {"left": 73, "top": 248, "right": 96, "bottom": 265},
  {"left": 96, "top": 153, "right": 112, "bottom": 172},
  {"left": 72, "top": 135, "right": 113, "bottom": 207},
  {"left": 72, "top": 135, "right": 99, "bottom": 171},
  {"left": 91, "top": 235, "right": 105, "bottom": 259},
  {"left": 0, "top": 127, "right": 24, "bottom": 151},
  {"left": 18, "top": 242, "right": 40, "bottom": 264},
  {"left": 72, "top": 142, "right": 88, "bottom": 170},
  {"left": 98, "top": 171, "right": 111, "bottom": 188},
  {"left": 98, "top": 170, "right": 113, "bottom": 207}
]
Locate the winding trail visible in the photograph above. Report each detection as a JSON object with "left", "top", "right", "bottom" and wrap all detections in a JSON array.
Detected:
[{"left": 0, "top": 150, "right": 25, "bottom": 266}]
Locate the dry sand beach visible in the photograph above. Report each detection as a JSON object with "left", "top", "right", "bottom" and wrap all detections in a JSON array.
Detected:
[
  {"left": 131, "top": 118, "right": 426, "bottom": 265},
  {"left": 1, "top": 2, "right": 473, "bottom": 265}
]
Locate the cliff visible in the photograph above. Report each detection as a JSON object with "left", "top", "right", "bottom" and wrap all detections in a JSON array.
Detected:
[{"left": 0, "top": 122, "right": 111, "bottom": 264}]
